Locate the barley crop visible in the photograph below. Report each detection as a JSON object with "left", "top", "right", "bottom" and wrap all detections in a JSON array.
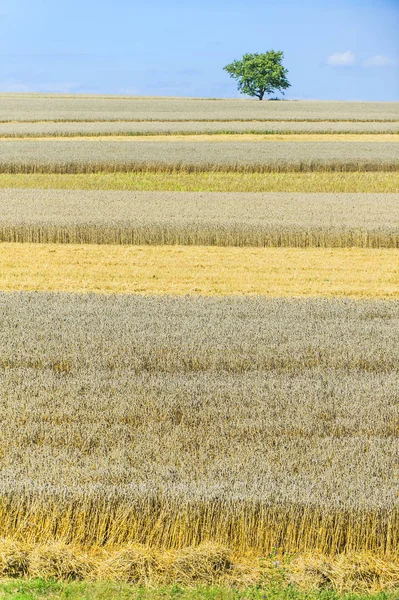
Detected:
[
  {"left": 1, "top": 190, "right": 399, "bottom": 248},
  {"left": 0, "top": 140, "right": 397, "bottom": 173},
  {"left": 0, "top": 293, "right": 397, "bottom": 556},
  {"left": 0, "top": 95, "right": 397, "bottom": 121}
]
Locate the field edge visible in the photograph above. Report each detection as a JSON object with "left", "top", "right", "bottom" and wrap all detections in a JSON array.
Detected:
[{"left": 0, "top": 540, "right": 397, "bottom": 594}]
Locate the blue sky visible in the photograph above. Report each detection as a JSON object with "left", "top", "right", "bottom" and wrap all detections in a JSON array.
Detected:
[{"left": 0, "top": 0, "right": 398, "bottom": 100}]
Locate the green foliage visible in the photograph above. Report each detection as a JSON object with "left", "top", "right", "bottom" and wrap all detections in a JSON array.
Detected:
[
  {"left": 224, "top": 51, "right": 291, "bottom": 100},
  {"left": 0, "top": 580, "right": 397, "bottom": 600}
]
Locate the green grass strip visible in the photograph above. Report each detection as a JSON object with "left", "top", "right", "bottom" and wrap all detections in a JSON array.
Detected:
[{"left": 0, "top": 580, "right": 396, "bottom": 600}]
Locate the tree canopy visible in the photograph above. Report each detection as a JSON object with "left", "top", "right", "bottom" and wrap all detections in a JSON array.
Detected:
[{"left": 224, "top": 50, "right": 291, "bottom": 100}]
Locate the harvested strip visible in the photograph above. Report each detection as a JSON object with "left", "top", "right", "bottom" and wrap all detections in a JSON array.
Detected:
[
  {"left": 0, "top": 120, "right": 398, "bottom": 136},
  {"left": 1, "top": 171, "right": 398, "bottom": 193},
  {"left": 0, "top": 140, "right": 398, "bottom": 173},
  {"left": 1, "top": 95, "right": 398, "bottom": 121},
  {"left": 0, "top": 244, "right": 398, "bottom": 297},
  {"left": 1, "top": 189, "right": 399, "bottom": 248},
  {"left": 0, "top": 293, "right": 397, "bottom": 554}
]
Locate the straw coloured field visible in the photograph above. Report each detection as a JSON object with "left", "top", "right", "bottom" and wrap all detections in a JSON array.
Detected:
[
  {"left": 1, "top": 244, "right": 399, "bottom": 297},
  {"left": 0, "top": 139, "right": 398, "bottom": 173},
  {"left": 1, "top": 171, "right": 398, "bottom": 192},
  {"left": 0, "top": 119, "right": 398, "bottom": 136},
  {"left": 1, "top": 190, "right": 399, "bottom": 247},
  {"left": 0, "top": 294, "right": 397, "bottom": 554},
  {"left": 0, "top": 94, "right": 398, "bottom": 121},
  {"left": 3, "top": 133, "right": 399, "bottom": 142},
  {"left": 1, "top": 95, "right": 398, "bottom": 594}
]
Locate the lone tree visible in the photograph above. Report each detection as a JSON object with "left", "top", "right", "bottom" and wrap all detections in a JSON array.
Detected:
[{"left": 224, "top": 50, "right": 290, "bottom": 100}]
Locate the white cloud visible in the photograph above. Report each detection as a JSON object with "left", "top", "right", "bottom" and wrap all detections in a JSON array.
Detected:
[
  {"left": 327, "top": 51, "right": 356, "bottom": 66},
  {"left": 363, "top": 55, "right": 395, "bottom": 67}
]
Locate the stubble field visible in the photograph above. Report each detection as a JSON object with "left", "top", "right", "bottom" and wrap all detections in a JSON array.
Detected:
[{"left": 0, "top": 94, "right": 398, "bottom": 594}]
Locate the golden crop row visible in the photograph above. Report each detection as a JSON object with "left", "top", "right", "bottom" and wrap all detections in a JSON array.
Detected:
[{"left": 0, "top": 244, "right": 398, "bottom": 297}]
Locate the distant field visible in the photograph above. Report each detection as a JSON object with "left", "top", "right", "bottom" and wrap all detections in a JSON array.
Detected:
[
  {"left": 1, "top": 244, "right": 399, "bottom": 296},
  {"left": 1, "top": 171, "right": 398, "bottom": 192},
  {"left": 3, "top": 133, "right": 399, "bottom": 142},
  {"left": 0, "top": 95, "right": 398, "bottom": 121},
  {"left": 1, "top": 189, "right": 399, "bottom": 247},
  {"left": 0, "top": 139, "right": 397, "bottom": 172},
  {"left": 0, "top": 293, "right": 397, "bottom": 557},
  {"left": 0, "top": 120, "right": 398, "bottom": 136},
  {"left": 3, "top": 133, "right": 399, "bottom": 143}
]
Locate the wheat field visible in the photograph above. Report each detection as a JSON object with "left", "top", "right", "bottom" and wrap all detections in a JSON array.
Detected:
[
  {"left": 0, "top": 294, "right": 397, "bottom": 559},
  {"left": 0, "top": 94, "right": 397, "bottom": 121},
  {"left": 1, "top": 190, "right": 399, "bottom": 247},
  {"left": 2, "top": 133, "right": 399, "bottom": 142},
  {"left": 0, "top": 120, "right": 398, "bottom": 137},
  {"left": 1, "top": 171, "right": 398, "bottom": 192},
  {"left": 0, "top": 139, "right": 397, "bottom": 173},
  {"left": 0, "top": 95, "right": 398, "bottom": 591}
]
